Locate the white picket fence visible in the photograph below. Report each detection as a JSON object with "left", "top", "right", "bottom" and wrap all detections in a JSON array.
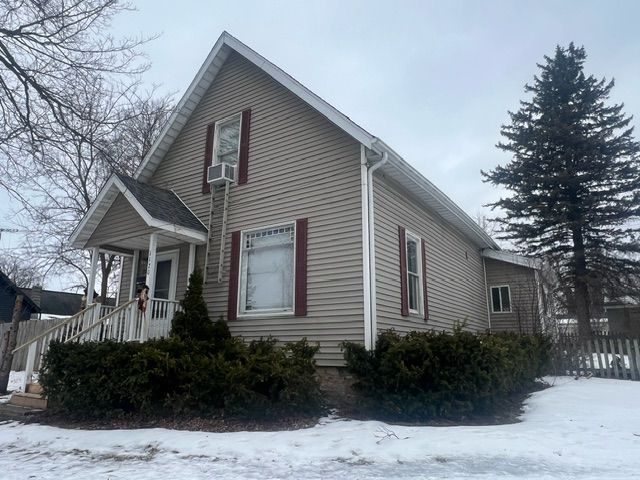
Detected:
[{"left": 555, "top": 334, "right": 640, "bottom": 381}]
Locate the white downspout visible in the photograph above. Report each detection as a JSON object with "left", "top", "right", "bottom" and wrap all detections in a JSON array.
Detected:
[
  {"left": 482, "top": 255, "right": 492, "bottom": 331},
  {"left": 360, "top": 145, "right": 372, "bottom": 349},
  {"left": 366, "top": 150, "right": 388, "bottom": 348}
]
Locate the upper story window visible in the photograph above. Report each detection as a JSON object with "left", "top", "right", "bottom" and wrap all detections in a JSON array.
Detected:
[
  {"left": 406, "top": 232, "right": 423, "bottom": 314},
  {"left": 239, "top": 224, "right": 295, "bottom": 314},
  {"left": 491, "top": 285, "right": 511, "bottom": 313},
  {"left": 214, "top": 113, "right": 242, "bottom": 166}
]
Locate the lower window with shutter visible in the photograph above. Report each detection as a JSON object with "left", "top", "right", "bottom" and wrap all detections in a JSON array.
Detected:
[
  {"left": 228, "top": 219, "right": 308, "bottom": 318},
  {"left": 239, "top": 224, "right": 295, "bottom": 314}
]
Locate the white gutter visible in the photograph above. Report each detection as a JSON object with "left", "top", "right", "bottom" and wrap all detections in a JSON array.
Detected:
[{"left": 364, "top": 149, "right": 388, "bottom": 349}]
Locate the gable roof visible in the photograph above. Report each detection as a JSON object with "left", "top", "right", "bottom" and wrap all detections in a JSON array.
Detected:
[
  {"left": 134, "top": 31, "right": 498, "bottom": 250},
  {"left": 115, "top": 174, "right": 207, "bottom": 234},
  {"left": 70, "top": 174, "right": 207, "bottom": 248}
]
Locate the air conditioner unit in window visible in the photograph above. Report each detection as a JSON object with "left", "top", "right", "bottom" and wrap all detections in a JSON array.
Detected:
[{"left": 207, "top": 163, "right": 235, "bottom": 186}]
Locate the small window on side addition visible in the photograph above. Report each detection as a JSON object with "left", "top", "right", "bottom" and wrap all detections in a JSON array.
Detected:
[{"left": 491, "top": 285, "right": 512, "bottom": 313}]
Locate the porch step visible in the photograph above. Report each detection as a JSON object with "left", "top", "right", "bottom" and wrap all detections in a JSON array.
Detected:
[
  {"left": 0, "top": 402, "right": 44, "bottom": 421},
  {"left": 9, "top": 392, "right": 47, "bottom": 410},
  {"left": 26, "top": 383, "right": 43, "bottom": 395}
]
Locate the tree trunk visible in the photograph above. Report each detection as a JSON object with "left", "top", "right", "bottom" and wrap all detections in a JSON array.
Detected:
[
  {"left": 99, "top": 253, "right": 115, "bottom": 303},
  {"left": 572, "top": 228, "right": 592, "bottom": 340},
  {"left": 0, "top": 294, "right": 23, "bottom": 394}
]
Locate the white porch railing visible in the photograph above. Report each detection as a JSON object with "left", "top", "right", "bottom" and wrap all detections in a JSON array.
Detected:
[
  {"left": 147, "top": 298, "right": 181, "bottom": 340},
  {"left": 99, "top": 304, "right": 116, "bottom": 318},
  {"left": 12, "top": 298, "right": 180, "bottom": 390}
]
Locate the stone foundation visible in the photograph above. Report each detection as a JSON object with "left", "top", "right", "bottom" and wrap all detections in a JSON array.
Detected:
[{"left": 315, "top": 366, "right": 357, "bottom": 412}]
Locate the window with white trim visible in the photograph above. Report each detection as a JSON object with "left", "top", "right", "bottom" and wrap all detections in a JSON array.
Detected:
[
  {"left": 239, "top": 224, "right": 295, "bottom": 314},
  {"left": 406, "top": 232, "right": 423, "bottom": 314},
  {"left": 214, "top": 113, "right": 242, "bottom": 166},
  {"left": 491, "top": 286, "right": 511, "bottom": 313}
]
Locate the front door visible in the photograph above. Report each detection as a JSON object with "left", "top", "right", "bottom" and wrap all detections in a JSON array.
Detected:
[{"left": 154, "top": 250, "right": 179, "bottom": 301}]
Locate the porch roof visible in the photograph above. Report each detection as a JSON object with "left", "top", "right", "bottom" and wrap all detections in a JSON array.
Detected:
[{"left": 70, "top": 173, "right": 207, "bottom": 249}]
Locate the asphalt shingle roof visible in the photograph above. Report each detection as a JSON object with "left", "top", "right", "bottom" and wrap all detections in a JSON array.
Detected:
[{"left": 116, "top": 174, "right": 206, "bottom": 233}]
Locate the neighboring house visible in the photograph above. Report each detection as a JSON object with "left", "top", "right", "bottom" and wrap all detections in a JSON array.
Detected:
[
  {"left": 0, "top": 270, "right": 40, "bottom": 322},
  {"left": 19, "top": 287, "right": 116, "bottom": 320},
  {"left": 602, "top": 298, "right": 640, "bottom": 336},
  {"left": 68, "top": 32, "right": 541, "bottom": 366}
]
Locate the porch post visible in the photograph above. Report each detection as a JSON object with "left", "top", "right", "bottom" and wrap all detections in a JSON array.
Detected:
[
  {"left": 187, "top": 244, "right": 196, "bottom": 281},
  {"left": 129, "top": 249, "right": 140, "bottom": 300},
  {"left": 115, "top": 256, "right": 123, "bottom": 306},
  {"left": 87, "top": 246, "right": 99, "bottom": 304},
  {"left": 142, "top": 233, "right": 158, "bottom": 342},
  {"left": 146, "top": 234, "right": 158, "bottom": 297}
]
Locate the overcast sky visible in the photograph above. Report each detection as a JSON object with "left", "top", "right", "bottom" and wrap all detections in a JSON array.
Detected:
[{"left": 2, "top": 0, "right": 639, "bottom": 288}]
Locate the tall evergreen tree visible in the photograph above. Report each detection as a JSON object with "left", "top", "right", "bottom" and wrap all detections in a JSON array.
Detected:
[
  {"left": 171, "top": 269, "right": 215, "bottom": 342},
  {"left": 483, "top": 44, "right": 640, "bottom": 339}
]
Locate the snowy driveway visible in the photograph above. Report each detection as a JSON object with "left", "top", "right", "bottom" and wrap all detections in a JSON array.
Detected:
[{"left": 1, "top": 377, "right": 639, "bottom": 479}]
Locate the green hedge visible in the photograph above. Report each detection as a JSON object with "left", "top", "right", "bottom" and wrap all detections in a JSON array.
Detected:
[
  {"left": 40, "top": 334, "right": 323, "bottom": 419},
  {"left": 343, "top": 328, "right": 552, "bottom": 421}
]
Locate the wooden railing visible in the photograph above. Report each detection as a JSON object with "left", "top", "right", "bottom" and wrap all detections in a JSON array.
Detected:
[
  {"left": 65, "top": 298, "right": 179, "bottom": 343},
  {"left": 147, "top": 298, "right": 180, "bottom": 340},
  {"left": 99, "top": 304, "right": 116, "bottom": 318},
  {"left": 13, "top": 303, "right": 101, "bottom": 389},
  {"left": 66, "top": 299, "right": 139, "bottom": 344},
  {"left": 12, "top": 298, "right": 180, "bottom": 390}
]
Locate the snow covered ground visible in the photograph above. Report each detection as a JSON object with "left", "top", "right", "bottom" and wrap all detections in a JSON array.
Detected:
[
  {"left": 0, "top": 370, "right": 24, "bottom": 404},
  {"left": 1, "top": 376, "right": 639, "bottom": 479}
]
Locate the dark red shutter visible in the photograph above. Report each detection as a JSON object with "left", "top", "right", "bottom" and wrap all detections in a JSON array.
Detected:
[
  {"left": 398, "top": 226, "right": 409, "bottom": 316},
  {"left": 421, "top": 238, "right": 429, "bottom": 321},
  {"left": 294, "top": 218, "right": 308, "bottom": 316},
  {"left": 227, "top": 230, "right": 241, "bottom": 320},
  {"left": 202, "top": 123, "right": 215, "bottom": 194},
  {"left": 237, "top": 109, "right": 251, "bottom": 185}
]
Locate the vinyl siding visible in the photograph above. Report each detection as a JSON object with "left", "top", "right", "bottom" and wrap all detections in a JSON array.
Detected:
[
  {"left": 373, "top": 174, "right": 489, "bottom": 334},
  {"left": 117, "top": 244, "right": 191, "bottom": 304},
  {"left": 118, "top": 256, "right": 133, "bottom": 304},
  {"left": 485, "top": 258, "right": 539, "bottom": 333},
  {"left": 86, "top": 194, "right": 154, "bottom": 247},
  {"left": 147, "top": 52, "right": 364, "bottom": 366}
]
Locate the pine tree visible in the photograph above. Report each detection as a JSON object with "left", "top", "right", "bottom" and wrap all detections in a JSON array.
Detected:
[
  {"left": 170, "top": 268, "right": 215, "bottom": 341},
  {"left": 483, "top": 44, "right": 640, "bottom": 339}
]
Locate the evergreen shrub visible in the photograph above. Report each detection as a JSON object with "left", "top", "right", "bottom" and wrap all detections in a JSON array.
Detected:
[
  {"left": 40, "top": 335, "right": 323, "bottom": 418},
  {"left": 343, "top": 328, "right": 552, "bottom": 421},
  {"left": 40, "top": 269, "right": 323, "bottom": 419}
]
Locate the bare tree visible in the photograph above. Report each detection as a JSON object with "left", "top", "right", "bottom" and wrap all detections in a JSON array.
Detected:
[
  {"left": 8, "top": 84, "right": 172, "bottom": 299},
  {"left": 0, "top": 253, "right": 41, "bottom": 288},
  {"left": 0, "top": 294, "right": 22, "bottom": 394},
  {"left": 0, "top": 0, "right": 149, "bottom": 153},
  {"left": 0, "top": 0, "right": 173, "bottom": 297}
]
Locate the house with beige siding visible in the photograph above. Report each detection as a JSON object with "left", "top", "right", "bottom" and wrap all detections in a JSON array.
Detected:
[{"left": 59, "top": 32, "right": 541, "bottom": 366}]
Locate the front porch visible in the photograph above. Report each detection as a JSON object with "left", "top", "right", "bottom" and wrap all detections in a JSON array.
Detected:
[
  {"left": 71, "top": 173, "right": 208, "bottom": 309},
  {"left": 11, "top": 174, "right": 209, "bottom": 392}
]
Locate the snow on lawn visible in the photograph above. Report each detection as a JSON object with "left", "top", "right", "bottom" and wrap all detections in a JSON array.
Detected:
[{"left": 1, "top": 376, "right": 640, "bottom": 480}]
